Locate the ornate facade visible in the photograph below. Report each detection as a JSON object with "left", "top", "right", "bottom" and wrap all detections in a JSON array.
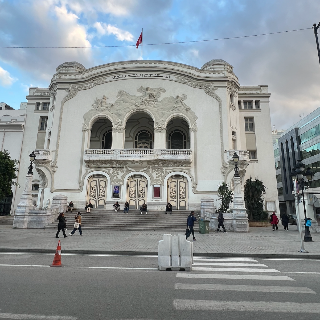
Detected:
[{"left": 5, "top": 59, "right": 278, "bottom": 214}]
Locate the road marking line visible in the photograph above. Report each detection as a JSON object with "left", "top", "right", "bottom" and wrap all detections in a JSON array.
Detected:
[
  {"left": 0, "top": 312, "right": 76, "bottom": 319},
  {"left": 193, "top": 263, "right": 267, "bottom": 267},
  {"left": 175, "top": 283, "right": 315, "bottom": 294},
  {"left": 286, "top": 272, "right": 320, "bottom": 275},
  {"left": 264, "top": 258, "right": 306, "bottom": 261},
  {"left": 176, "top": 273, "right": 295, "bottom": 281},
  {"left": 194, "top": 257, "right": 257, "bottom": 262},
  {"left": 192, "top": 267, "right": 280, "bottom": 273},
  {"left": 85, "top": 267, "right": 158, "bottom": 270},
  {"left": 173, "top": 299, "right": 320, "bottom": 313},
  {"left": 0, "top": 264, "right": 50, "bottom": 268}
]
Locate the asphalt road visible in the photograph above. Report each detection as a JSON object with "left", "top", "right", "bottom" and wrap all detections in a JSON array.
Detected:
[{"left": 0, "top": 253, "right": 320, "bottom": 320}]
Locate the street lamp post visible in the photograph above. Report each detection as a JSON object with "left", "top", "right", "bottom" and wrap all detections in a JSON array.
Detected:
[
  {"left": 313, "top": 22, "right": 320, "bottom": 65},
  {"left": 291, "top": 160, "right": 313, "bottom": 245},
  {"left": 27, "top": 151, "right": 36, "bottom": 175},
  {"left": 232, "top": 152, "right": 240, "bottom": 177}
]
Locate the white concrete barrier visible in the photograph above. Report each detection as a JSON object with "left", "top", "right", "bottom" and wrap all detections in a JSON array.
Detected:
[{"left": 158, "top": 234, "right": 193, "bottom": 271}]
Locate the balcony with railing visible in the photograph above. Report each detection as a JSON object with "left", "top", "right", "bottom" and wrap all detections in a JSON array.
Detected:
[
  {"left": 84, "top": 149, "right": 192, "bottom": 162},
  {"left": 34, "top": 149, "right": 51, "bottom": 161}
]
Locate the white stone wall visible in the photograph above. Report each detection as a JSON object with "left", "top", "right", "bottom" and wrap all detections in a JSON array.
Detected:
[{"left": 4, "top": 59, "right": 279, "bottom": 216}]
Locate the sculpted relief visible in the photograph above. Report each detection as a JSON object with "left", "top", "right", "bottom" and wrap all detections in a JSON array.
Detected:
[{"left": 83, "top": 86, "right": 198, "bottom": 133}]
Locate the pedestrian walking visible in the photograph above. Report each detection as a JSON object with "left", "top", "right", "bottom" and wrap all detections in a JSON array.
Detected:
[
  {"left": 69, "top": 212, "right": 82, "bottom": 236},
  {"left": 281, "top": 213, "right": 289, "bottom": 231},
  {"left": 216, "top": 211, "right": 226, "bottom": 232},
  {"left": 56, "top": 212, "right": 67, "bottom": 238},
  {"left": 165, "top": 202, "right": 172, "bottom": 214},
  {"left": 186, "top": 211, "right": 197, "bottom": 241},
  {"left": 270, "top": 211, "right": 279, "bottom": 231},
  {"left": 124, "top": 201, "right": 129, "bottom": 213}
]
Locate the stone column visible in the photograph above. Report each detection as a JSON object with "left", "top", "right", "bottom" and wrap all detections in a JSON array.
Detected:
[
  {"left": 232, "top": 175, "right": 249, "bottom": 232},
  {"left": 13, "top": 175, "right": 34, "bottom": 228},
  {"left": 154, "top": 129, "right": 166, "bottom": 149},
  {"left": 112, "top": 130, "right": 125, "bottom": 149}
]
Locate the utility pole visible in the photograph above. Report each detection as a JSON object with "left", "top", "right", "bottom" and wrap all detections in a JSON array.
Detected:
[{"left": 313, "top": 22, "right": 320, "bottom": 65}]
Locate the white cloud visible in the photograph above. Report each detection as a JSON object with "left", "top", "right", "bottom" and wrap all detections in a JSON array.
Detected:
[
  {"left": 94, "top": 22, "right": 134, "bottom": 41},
  {"left": 0, "top": 67, "right": 16, "bottom": 86},
  {"left": 62, "top": 0, "right": 135, "bottom": 17}
]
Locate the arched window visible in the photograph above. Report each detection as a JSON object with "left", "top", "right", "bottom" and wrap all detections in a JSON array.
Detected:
[
  {"left": 135, "top": 130, "right": 153, "bottom": 149},
  {"left": 168, "top": 129, "right": 186, "bottom": 149},
  {"left": 102, "top": 130, "right": 112, "bottom": 149}
]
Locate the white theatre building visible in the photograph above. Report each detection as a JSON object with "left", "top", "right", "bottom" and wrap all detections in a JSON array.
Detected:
[{"left": 1, "top": 59, "right": 278, "bottom": 216}]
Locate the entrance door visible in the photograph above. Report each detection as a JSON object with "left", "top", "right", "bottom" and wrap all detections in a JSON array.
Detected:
[
  {"left": 167, "top": 175, "right": 188, "bottom": 210},
  {"left": 127, "top": 176, "right": 147, "bottom": 209},
  {"left": 87, "top": 175, "right": 107, "bottom": 208}
]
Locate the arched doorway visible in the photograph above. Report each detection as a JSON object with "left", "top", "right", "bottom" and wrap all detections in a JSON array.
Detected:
[
  {"left": 127, "top": 175, "right": 148, "bottom": 209},
  {"left": 87, "top": 175, "right": 107, "bottom": 208},
  {"left": 125, "top": 112, "right": 154, "bottom": 149},
  {"left": 167, "top": 175, "right": 188, "bottom": 210},
  {"left": 166, "top": 117, "right": 190, "bottom": 149},
  {"left": 90, "top": 118, "right": 112, "bottom": 149}
]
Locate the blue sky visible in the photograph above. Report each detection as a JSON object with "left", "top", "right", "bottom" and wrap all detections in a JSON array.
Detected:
[{"left": 0, "top": 0, "right": 320, "bottom": 130}]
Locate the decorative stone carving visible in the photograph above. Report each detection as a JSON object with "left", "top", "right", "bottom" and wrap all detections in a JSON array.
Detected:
[
  {"left": 56, "top": 61, "right": 86, "bottom": 73},
  {"left": 83, "top": 87, "right": 198, "bottom": 132},
  {"left": 36, "top": 168, "right": 48, "bottom": 188},
  {"left": 201, "top": 59, "right": 234, "bottom": 74}
]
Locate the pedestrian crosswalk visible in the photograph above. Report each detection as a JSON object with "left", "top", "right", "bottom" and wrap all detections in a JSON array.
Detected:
[{"left": 173, "top": 257, "right": 320, "bottom": 315}]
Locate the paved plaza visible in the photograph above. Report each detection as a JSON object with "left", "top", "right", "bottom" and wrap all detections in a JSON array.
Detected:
[{"left": 1, "top": 225, "right": 320, "bottom": 258}]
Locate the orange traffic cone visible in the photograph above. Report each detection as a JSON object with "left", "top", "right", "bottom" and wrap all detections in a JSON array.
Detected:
[{"left": 50, "top": 240, "right": 62, "bottom": 267}]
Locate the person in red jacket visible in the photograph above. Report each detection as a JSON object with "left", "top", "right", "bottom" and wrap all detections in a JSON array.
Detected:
[{"left": 270, "top": 211, "right": 279, "bottom": 231}]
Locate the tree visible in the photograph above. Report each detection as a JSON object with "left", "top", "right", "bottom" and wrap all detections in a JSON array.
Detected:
[
  {"left": 244, "top": 177, "right": 268, "bottom": 221},
  {"left": 0, "top": 150, "right": 19, "bottom": 201},
  {"left": 217, "top": 182, "right": 233, "bottom": 212}
]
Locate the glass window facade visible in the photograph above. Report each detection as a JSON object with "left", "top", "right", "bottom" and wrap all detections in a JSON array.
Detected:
[
  {"left": 302, "top": 142, "right": 320, "bottom": 159},
  {"left": 300, "top": 123, "right": 320, "bottom": 144}
]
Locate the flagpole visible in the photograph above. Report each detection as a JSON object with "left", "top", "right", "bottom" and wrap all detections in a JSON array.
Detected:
[{"left": 141, "top": 28, "right": 143, "bottom": 60}]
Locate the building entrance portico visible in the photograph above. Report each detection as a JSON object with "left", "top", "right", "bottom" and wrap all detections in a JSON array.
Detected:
[
  {"left": 127, "top": 175, "right": 148, "bottom": 209},
  {"left": 167, "top": 175, "right": 188, "bottom": 210},
  {"left": 87, "top": 175, "right": 107, "bottom": 208}
]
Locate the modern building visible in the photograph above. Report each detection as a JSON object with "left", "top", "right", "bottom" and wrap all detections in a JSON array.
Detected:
[
  {"left": 275, "top": 107, "right": 320, "bottom": 221},
  {"left": 2, "top": 59, "right": 278, "bottom": 217}
]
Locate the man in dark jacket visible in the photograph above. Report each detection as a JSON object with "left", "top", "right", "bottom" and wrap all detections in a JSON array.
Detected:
[
  {"left": 281, "top": 213, "right": 289, "bottom": 231},
  {"left": 56, "top": 212, "right": 67, "bottom": 238},
  {"left": 217, "top": 211, "right": 226, "bottom": 232},
  {"left": 186, "top": 211, "right": 197, "bottom": 241}
]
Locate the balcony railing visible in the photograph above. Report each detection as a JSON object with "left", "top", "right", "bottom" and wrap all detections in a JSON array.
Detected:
[
  {"left": 84, "top": 149, "right": 192, "bottom": 161},
  {"left": 34, "top": 149, "right": 51, "bottom": 161},
  {"left": 225, "top": 150, "right": 250, "bottom": 163}
]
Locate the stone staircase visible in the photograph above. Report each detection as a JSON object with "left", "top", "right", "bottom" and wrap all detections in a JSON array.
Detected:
[{"left": 46, "top": 209, "right": 192, "bottom": 231}]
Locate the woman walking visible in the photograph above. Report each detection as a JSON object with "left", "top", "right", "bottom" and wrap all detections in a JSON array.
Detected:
[{"left": 270, "top": 211, "right": 279, "bottom": 231}]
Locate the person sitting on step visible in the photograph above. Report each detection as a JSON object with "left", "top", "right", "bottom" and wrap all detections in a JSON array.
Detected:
[
  {"left": 85, "top": 201, "right": 93, "bottom": 213},
  {"left": 165, "top": 202, "right": 172, "bottom": 214},
  {"left": 140, "top": 203, "right": 147, "bottom": 215},
  {"left": 113, "top": 201, "right": 120, "bottom": 212}
]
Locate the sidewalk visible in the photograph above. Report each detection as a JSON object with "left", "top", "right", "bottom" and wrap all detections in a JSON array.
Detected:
[{"left": 1, "top": 225, "right": 320, "bottom": 258}]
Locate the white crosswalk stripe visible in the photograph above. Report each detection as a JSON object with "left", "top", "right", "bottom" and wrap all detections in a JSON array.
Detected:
[
  {"left": 173, "top": 256, "right": 318, "bottom": 314},
  {"left": 174, "top": 300, "right": 320, "bottom": 313}
]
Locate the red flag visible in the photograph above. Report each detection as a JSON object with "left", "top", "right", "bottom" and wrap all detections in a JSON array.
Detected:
[{"left": 136, "top": 32, "right": 142, "bottom": 48}]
